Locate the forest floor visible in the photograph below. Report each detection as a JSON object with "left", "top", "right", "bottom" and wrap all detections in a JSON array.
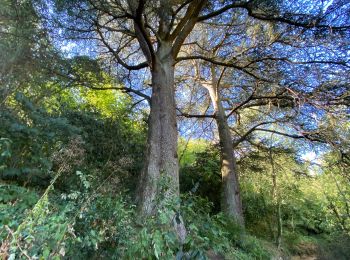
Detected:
[
  {"left": 287, "top": 233, "right": 350, "bottom": 260},
  {"left": 291, "top": 241, "right": 318, "bottom": 259}
]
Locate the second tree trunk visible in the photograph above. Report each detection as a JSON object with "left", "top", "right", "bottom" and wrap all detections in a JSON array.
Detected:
[{"left": 207, "top": 69, "right": 244, "bottom": 226}]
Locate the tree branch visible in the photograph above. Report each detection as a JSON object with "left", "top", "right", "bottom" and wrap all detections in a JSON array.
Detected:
[
  {"left": 246, "top": 56, "right": 350, "bottom": 68},
  {"left": 95, "top": 25, "right": 148, "bottom": 70},
  {"left": 197, "top": 2, "right": 246, "bottom": 21},
  {"left": 171, "top": 0, "right": 207, "bottom": 57},
  {"left": 176, "top": 55, "right": 272, "bottom": 82},
  {"left": 242, "top": 4, "right": 350, "bottom": 31},
  {"left": 87, "top": 86, "right": 151, "bottom": 104},
  {"left": 129, "top": 0, "right": 155, "bottom": 66},
  {"left": 232, "top": 121, "right": 275, "bottom": 147},
  {"left": 254, "top": 128, "right": 325, "bottom": 143},
  {"left": 176, "top": 108, "right": 215, "bottom": 118}
]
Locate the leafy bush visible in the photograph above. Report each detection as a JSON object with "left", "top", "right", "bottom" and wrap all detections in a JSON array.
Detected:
[
  {"left": 1, "top": 172, "right": 275, "bottom": 260},
  {"left": 0, "top": 93, "right": 80, "bottom": 186},
  {"left": 180, "top": 147, "right": 222, "bottom": 213},
  {"left": 0, "top": 185, "right": 39, "bottom": 241}
]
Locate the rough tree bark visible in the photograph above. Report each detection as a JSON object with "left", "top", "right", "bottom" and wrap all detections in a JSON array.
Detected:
[
  {"left": 132, "top": 0, "right": 206, "bottom": 241},
  {"left": 136, "top": 42, "right": 187, "bottom": 240},
  {"left": 137, "top": 43, "right": 179, "bottom": 215}
]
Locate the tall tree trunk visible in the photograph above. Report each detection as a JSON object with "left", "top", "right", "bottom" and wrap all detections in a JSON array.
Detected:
[
  {"left": 206, "top": 68, "right": 244, "bottom": 226},
  {"left": 276, "top": 199, "right": 282, "bottom": 249},
  {"left": 131, "top": 0, "right": 205, "bottom": 242},
  {"left": 137, "top": 43, "right": 178, "bottom": 214},
  {"left": 270, "top": 150, "right": 282, "bottom": 248},
  {"left": 136, "top": 43, "right": 186, "bottom": 240}
]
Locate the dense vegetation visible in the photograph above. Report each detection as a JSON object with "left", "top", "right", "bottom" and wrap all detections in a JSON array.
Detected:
[{"left": 1, "top": 0, "right": 349, "bottom": 259}]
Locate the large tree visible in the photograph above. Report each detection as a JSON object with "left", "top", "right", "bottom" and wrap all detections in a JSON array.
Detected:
[
  {"left": 176, "top": 0, "right": 349, "bottom": 226},
  {"left": 48, "top": 0, "right": 350, "bottom": 233}
]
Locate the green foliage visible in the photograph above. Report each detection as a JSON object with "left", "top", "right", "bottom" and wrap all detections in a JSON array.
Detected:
[
  {"left": 180, "top": 146, "right": 222, "bottom": 213},
  {"left": 178, "top": 138, "right": 210, "bottom": 166},
  {"left": 0, "top": 138, "right": 12, "bottom": 170},
  {"left": 0, "top": 93, "right": 80, "bottom": 185},
  {"left": 0, "top": 167, "right": 275, "bottom": 259},
  {"left": 179, "top": 143, "right": 350, "bottom": 258},
  {"left": 0, "top": 185, "right": 39, "bottom": 240},
  {"left": 316, "top": 233, "right": 350, "bottom": 260},
  {"left": 181, "top": 195, "right": 273, "bottom": 259}
]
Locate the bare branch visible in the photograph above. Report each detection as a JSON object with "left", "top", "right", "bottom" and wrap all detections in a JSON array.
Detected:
[
  {"left": 197, "top": 2, "right": 246, "bottom": 21},
  {"left": 254, "top": 128, "right": 325, "bottom": 143},
  {"left": 176, "top": 55, "right": 272, "bottom": 82},
  {"left": 95, "top": 25, "right": 149, "bottom": 70},
  {"left": 171, "top": 0, "right": 207, "bottom": 57},
  {"left": 132, "top": 0, "right": 155, "bottom": 65},
  {"left": 242, "top": 3, "right": 350, "bottom": 31},
  {"left": 232, "top": 121, "right": 275, "bottom": 147},
  {"left": 246, "top": 56, "right": 350, "bottom": 68},
  {"left": 176, "top": 108, "right": 215, "bottom": 118}
]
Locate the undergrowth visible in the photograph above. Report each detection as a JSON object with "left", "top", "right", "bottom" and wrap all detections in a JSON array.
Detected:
[{"left": 0, "top": 174, "right": 275, "bottom": 259}]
